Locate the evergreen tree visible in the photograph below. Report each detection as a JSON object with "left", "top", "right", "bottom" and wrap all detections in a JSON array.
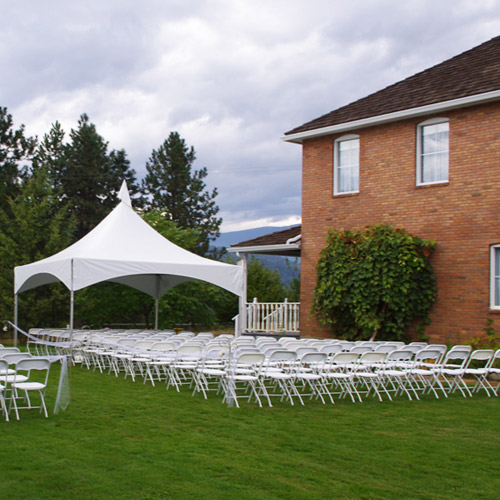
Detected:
[
  {"left": 31, "top": 121, "right": 66, "bottom": 193},
  {"left": 0, "top": 107, "right": 36, "bottom": 210},
  {"left": 38, "top": 115, "right": 140, "bottom": 241},
  {"left": 0, "top": 167, "right": 75, "bottom": 328},
  {"left": 143, "top": 132, "right": 221, "bottom": 255}
]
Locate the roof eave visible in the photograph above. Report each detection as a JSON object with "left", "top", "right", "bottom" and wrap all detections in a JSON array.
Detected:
[
  {"left": 282, "top": 89, "right": 500, "bottom": 144},
  {"left": 227, "top": 243, "right": 301, "bottom": 256}
]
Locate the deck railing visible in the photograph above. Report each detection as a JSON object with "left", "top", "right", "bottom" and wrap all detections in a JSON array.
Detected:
[{"left": 245, "top": 298, "right": 300, "bottom": 333}]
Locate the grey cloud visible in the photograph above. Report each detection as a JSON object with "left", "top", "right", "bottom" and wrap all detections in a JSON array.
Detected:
[{"left": 2, "top": 0, "right": 500, "bottom": 230}]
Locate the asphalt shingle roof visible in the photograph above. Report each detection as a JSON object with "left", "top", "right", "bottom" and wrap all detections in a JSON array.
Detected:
[
  {"left": 232, "top": 226, "right": 301, "bottom": 248},
  {"left": 285, "top": 36, "right": 500, "bottom": 136}
]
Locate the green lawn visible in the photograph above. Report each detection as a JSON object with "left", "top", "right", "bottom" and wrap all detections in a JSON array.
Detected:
[{"left": 1, "top": 366, "right": 499, "bottom": 500}]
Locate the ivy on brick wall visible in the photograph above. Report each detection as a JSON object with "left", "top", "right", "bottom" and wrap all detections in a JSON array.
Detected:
[{"left": 312, "top": 224, "right": 437, "bottom": 341}]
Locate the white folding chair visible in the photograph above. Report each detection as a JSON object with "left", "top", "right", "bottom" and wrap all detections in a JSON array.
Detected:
[
  {"left": 437, "top": 347, "right": 472, "bottom": 397},
  {"left": 355, "top": 352, "right": 390, "bottom": 401},
  {"left": 166, "top": 345, "right": 203, "bottom": 391},
  {"left": 9, "top": 358, "right": 51, "bottom": 420},
  {"left": 223, "top": 353, "right": 269, "bottom": 408},
  {"left": 377, "top": 350, "right": 418, "bottom": 400},
  {"left": 407, "top": 348, "right": 448, "bottom": 398},
  {"left": 464, "top": 349, "right": 495, "bottom": 396},
  {"left": 322, "top": 352, "right": 361, "bottom": 403},
  {"left": 261, "top": 350, "right": 299, "bottom": 406}
]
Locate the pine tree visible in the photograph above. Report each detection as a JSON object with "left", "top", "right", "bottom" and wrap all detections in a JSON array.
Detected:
[
  {"left": 0, "top": 107, "right": 36, "bottom": 211},
  {"left": 0, "top": 167, "right": 75, "bottom": 327},
  {"left": 38, "top": 115, "right": 140, "bottom": 241},
  {"left": 142, "top": 132, "right": 221, "bottom": 255}
]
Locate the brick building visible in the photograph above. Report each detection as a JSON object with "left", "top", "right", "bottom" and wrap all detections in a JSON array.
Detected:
[{"left": 282, "top": 36, "right": 500, "bottom": 343}]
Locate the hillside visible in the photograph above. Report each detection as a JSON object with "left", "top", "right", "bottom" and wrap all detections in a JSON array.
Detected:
[{"left": 215, "top": 226, "right": 300, "bottom": 285}]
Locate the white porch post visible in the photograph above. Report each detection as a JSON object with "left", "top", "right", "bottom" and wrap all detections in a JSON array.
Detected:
[{"left": 237, "top": 253, "right": 248, "bottom": 337}]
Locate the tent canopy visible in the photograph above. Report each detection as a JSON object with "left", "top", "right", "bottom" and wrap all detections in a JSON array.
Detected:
[{"left": 14, "top": 182, "right": 244, "bottom": 298}]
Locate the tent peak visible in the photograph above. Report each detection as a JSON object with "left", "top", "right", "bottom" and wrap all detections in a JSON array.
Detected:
[{"left": 118, "top": 180, "right": 132, "bottom": 207}]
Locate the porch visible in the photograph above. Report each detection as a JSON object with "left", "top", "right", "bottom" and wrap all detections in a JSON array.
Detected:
[{"left": 228, "top": 225, "right": 302, "bottom": 336}]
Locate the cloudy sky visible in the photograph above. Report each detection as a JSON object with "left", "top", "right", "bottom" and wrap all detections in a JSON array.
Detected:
[{"left": 1, "top": 0, "right": 499, "bottom": 231}]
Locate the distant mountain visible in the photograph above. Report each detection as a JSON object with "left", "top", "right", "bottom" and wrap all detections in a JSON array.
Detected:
[
  {"left": 214, "top": 226, "right": 300, "bottom": 285},
  {"left": 215, "top": 225, "right": 296, "bottom": 249}
]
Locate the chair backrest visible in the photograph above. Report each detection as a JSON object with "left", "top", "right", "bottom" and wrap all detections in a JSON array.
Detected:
[
  {"left": 386, "top": 350, "right": 414, "bottom": 362},
  {"left": 350, "top": 346, "right": 373, "bottom": 354},
  {"left": 294, "top": 347, "right": 318, "bottom": 356},
  {"left": 2, "top": 353, "right": 32, "bottom": 365},
  {"left": 0, "top": 347, "right": 21, "bottom": 356},
  {"left": 267, "top": 350, "right": 297, "bottom": 363},
  {"left": 300, "top": 352, "right": 327, "bottom": 363},
  {"left": 118, "top": 339, "right": 137, "bottom": 347},
  {"left": 16, "top": 357, "right": 51, "bottom": 371},
  {"left": 133, "top": 340, "right": 157, "bottom": 351},
  {"left": 338, "top": 341, "right": 354, "bottom": 351},
  {"left": 375, "top": 345, "right": 398, "bottom": 354},
  {"left": 448, "top": 344, "right": 472, "bottom": 353},
  {"left": 330, "top": 352, "right": 360, "bottom": 365},
  {"left": 320, "top": 344, "right": 343, "bottom": 355},
  {"left": 177, "top": 344, "right": 202, "bottom": 355},
  {"left": 401, "top": 345, "right": 426, "bottom": 354},
  {"left": 151, "top": 341, "right": 176, "bottom": 352},
  {"left": 236, "top": 353, "right": 265, "bottom": 366},
  {"left": 358, "top": 351, "right": 387, "bottom": 365},
  {"left": 442, "top": 348, "right": 470, "bottom": 367},
  {"left": 465, "top": 349, "right": 494, "bottom": 369},
  {"left": 414, "top": 348, "right": 442, "bottom": 364}
]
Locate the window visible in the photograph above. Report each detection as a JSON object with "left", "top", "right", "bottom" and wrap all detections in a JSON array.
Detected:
[
  {"left": 334, "top": 135, "right": 359, "bottom": 195},
  {"left": 417, "top": 119, "right": 449, "bottom": 185},
  {"left": 491, "top": 245, "right": 500, "bottom": 309}
]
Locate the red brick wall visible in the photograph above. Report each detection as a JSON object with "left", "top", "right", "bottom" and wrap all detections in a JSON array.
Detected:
[{"left": 300, "top": 101, "right": 500, "bottom": 343}]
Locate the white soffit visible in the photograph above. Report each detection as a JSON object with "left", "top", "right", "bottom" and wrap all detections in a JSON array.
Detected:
[{"left": 282, "top": 90, "right": 500, "bottom": 144}]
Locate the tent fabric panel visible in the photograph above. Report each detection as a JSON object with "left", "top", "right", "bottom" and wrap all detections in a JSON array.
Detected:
[
  {"left": 71, "top": 258, "right": 244, "bottom": 296},
  {"left": 15, "top": 262, "right": 72, "bottom": 294},
  {"left": 108, "top": 274, "right": 195, "bottom": 298}
]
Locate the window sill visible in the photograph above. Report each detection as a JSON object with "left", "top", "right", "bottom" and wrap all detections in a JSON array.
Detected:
[
  {"left": 416, "top": 181, "right": 449, "bottom": 190},
  {"left": 333, "top": 191, "right": 360, "bottom": 199}
]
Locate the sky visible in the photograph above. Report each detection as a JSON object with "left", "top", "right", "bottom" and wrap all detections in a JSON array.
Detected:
[{"left": 1, "top": 1, "right": 500, "bottom": 231}]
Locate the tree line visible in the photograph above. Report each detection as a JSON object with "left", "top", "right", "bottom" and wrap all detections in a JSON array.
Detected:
[{"left": 0, "top": 107, "right": 298, "bottom": 331}]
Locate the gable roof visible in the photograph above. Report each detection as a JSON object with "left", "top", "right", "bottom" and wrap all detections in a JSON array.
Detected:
[
  {"left": 284, "top": 36, "right": 500, "bottom": 142},
  {"left": 228, "top": 225, "right": 301, "bottom": 257}
]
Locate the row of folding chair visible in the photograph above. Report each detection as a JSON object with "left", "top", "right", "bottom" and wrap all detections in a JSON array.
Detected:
[{"left": 175, "top": 346, "right": 500, "bottom": 407}]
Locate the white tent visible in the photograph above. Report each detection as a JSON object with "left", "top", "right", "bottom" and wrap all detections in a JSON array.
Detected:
[{"left": 14, "top": 182, "right": 245, "bottom": 335}]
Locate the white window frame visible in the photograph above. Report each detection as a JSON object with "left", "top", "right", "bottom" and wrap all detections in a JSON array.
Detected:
[
  {"left": 333, "top": 134, "right": 359, "bottom": 196},
  {"left": 416, "top": 118, "right": 449, "bottom": 186},
  {"left": 491, "top": 245, "right": 500, "bottom": 309}
]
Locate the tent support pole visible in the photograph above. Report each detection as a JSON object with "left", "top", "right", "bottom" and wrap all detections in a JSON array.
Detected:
[
  {"left": 237, "top": 253, "right": 248, "bottom": 337},
  {"left": 14, "top": 294, "right": 18, "bottom": 347},
  {"left": 155, "top": 298, "right": 159, "bottom": 330},
  {"left": 154, "top": 274, "right": 160, "bottom": 330},
  {"left": 70, "top": 259, "right": 74, "bottom": 349}
]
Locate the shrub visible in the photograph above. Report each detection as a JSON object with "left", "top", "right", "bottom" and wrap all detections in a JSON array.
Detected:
[{"left": 312, "top": 224, "right": 437, "bottom": 341}]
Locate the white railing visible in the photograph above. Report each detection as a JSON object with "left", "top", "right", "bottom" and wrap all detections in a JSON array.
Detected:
[{"left": 245, "top": 298, "right": 300, "bottom": 333}]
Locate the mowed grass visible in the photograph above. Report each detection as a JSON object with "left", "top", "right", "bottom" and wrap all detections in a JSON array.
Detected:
[{"left": 1, "top": 366, "right": 500, "bottom": 500}]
